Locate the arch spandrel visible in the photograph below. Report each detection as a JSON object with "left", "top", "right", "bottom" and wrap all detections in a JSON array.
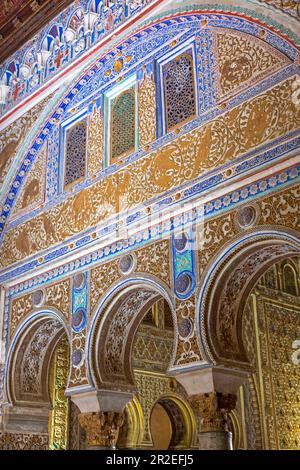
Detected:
[
  {"left": 8, "top": 278, "right": 72, "bottom": 342},
  {"left": 242, "top": 260, "right": 300, "bottom": 449},
  {"left": 0, "top": 86, "right": 68, "bottom": 210}
]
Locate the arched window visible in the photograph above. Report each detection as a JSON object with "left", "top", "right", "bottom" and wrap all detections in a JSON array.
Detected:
[
  {"left": 111, "top": 87, "right": 136, "bottom": 161},
  {"left": 64, "top": 120, "right": 87, "bottom": 188},
  {"left": 163, "top": 50, "right": 196, "bottom": 132},
  {"left": 283, "top": 264, "right": 298, "bottom": 296}
]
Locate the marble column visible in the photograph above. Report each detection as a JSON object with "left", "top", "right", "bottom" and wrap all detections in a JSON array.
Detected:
[{"left": 189, "top": 392, "right": 236, "bottom": 450}]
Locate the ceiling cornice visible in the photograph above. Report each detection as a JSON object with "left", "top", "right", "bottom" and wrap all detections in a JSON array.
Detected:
[{"left": 0, "top": 0, "right": 74, "bottom": 64}]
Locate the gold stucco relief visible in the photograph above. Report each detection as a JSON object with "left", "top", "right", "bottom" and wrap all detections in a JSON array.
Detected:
[{"left": 1, "top": 77, "right": 299, "bottom": 267}]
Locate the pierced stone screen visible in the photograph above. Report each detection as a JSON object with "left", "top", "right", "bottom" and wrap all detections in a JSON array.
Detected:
[
  {"left": 64, "top": 120, "right": 87, "bottom": 187},
  {"left": 163, "top": 50, "right": 196, "bottom": 131},
  {"left": 111, "top": 88, "right": 136, "bottom": 161}
]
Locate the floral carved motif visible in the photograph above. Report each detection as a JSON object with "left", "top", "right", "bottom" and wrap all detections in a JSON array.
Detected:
[
  {"left": 258, "top": 0, "right": 300, "bottom": 19},
  {"left": 133, "top": 327, "right": 173, "bottom": 372},
  {"left": 10, "top": 292, "right": 32, "bottom": 339},
  {"left": 134, "top": 371, "right": 187, "bottom": 445},
  {"left": 49, "top": 336, "right": 70, "bottom": 450},
  {"left": 175, "top": 296, "right": 202, "bottom": 365},
  {"left": 79, "top": 411, "right": 124, "bottom": 448},
  {"left": 198, "top": 183, "right": 300, "bottom": 279},
  {"left": 9, "top": 278, "right": 71, "bottom": 339},
  {"left": 1, "top": 77, "right": 299, "bottom": 267},
  {"left": 0, "top": 95, "right": 51, "bottom": 187},
  {"left": 11, "top": 144, "right": 46, "bottom": 217},
  {"left": 198, "top": 213, "right": 236, "bottom": 277},
  {"left": 88, "top": 106, "right": 103, "bottom": 176},
  {"left": 89, "top": 239, "right": 170, "bottom": 315},
  {"left": 0, "top": 432, "right": 48, "bottom": 450},
  {"left": 21, "top": 319, "right": 62, "bottom": 395},
  {"left": 138, "top": 72, "right": 156, "bottom": 146},
  {"left": 102, "top": 289, "right": 158, "bottom": 383},
  {"left": 189, "top": 392, "right": 237, "bottom": 432},
  {"left": 215, "top": 29, "right": 289, "bottom": 99},
  {"left": 245, "top": 290, "right": 300, "bottom": 450}
]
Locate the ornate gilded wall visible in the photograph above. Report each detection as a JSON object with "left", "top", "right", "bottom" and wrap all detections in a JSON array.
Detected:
[
  {"left": 241, "top": 258, "right": 300, "bottom": 450},
  {"left": 0, "top": 1, "right": 299, "bottom": 451},
  {"left": 1, "top": 76, "right": 299, "bottom": 268}
]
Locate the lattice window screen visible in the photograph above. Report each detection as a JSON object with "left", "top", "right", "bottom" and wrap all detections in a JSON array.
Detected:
[
  {"left": 64, "top": 120, "right": 87, "bottom": 187},
  {"left": 163, "top": 50, "right": 196, "bottom": 131},
  {"left": 111, "top": 87, "right": 135, "bottom": 161}
]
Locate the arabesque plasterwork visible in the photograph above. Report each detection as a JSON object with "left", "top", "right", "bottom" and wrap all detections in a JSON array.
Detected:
[
  {"left": 9, "top": 278, "right": 71, "bottom": 340},
  {"left": 258, "top": 0, "right": 300, "bottom": 19},
  {"left": 198, "top": 183, "right": 300, "bottom": 277},
  {"left": 11, "top": 144, "right": 46, "bottom": 218},
  {"left": 189, "top": 392, "right": 236, "bottom": 432},
  {"left": 68, "top": 329, "right": 88, "bottom": 388},
  {"left": 88, "top": 105, "right": 103, "bottom": 177},
  {"left": 5, "top": 181, "right": 300, "bottom": 396},
  {"left": 0, "top": 2, "right": 300, "bottom": 451},
  {"left": 1, "top": 76, "right": 299, "bottom": 268},
  {"left": 96, "top": 289, "right": 160, "bottom": 389},
  {"left": 89, "top": 239, "right": 171, "bottom": 313},
  {"left": 0, "top": 95, "right": 51, "bottom": 188},
  {"left": 215, "top": 28, "right": 290, "bottom": 99},
  {"left": 0, "top": 432, "right": 48, "bottom": 450},
  {"left": 17, "top": 318, "right": 62, "bottom": 398},
  {"left": 241, "top": 261, "right": 300, "bottom": 449},
  {"left": 133, "top": 371, "right": 190, "bottom": 447},
  {"left": 174, "top": 296, "right": 202, "bottom": 366},
  {"left": 138, "top": 72, "right": 157, "bottom": 146}
]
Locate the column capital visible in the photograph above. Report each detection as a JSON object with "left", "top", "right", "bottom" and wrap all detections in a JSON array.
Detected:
[
  {"left": 189, "top": 392, "right": 236, "bottom": 432},
  {"left": 79, "top": 411, "right": 124, "bottom": 449}
]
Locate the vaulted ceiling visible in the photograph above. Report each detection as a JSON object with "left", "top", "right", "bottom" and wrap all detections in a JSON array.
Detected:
[{"left": 0, "top": 0, "right": 74, "bottom": 64}]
